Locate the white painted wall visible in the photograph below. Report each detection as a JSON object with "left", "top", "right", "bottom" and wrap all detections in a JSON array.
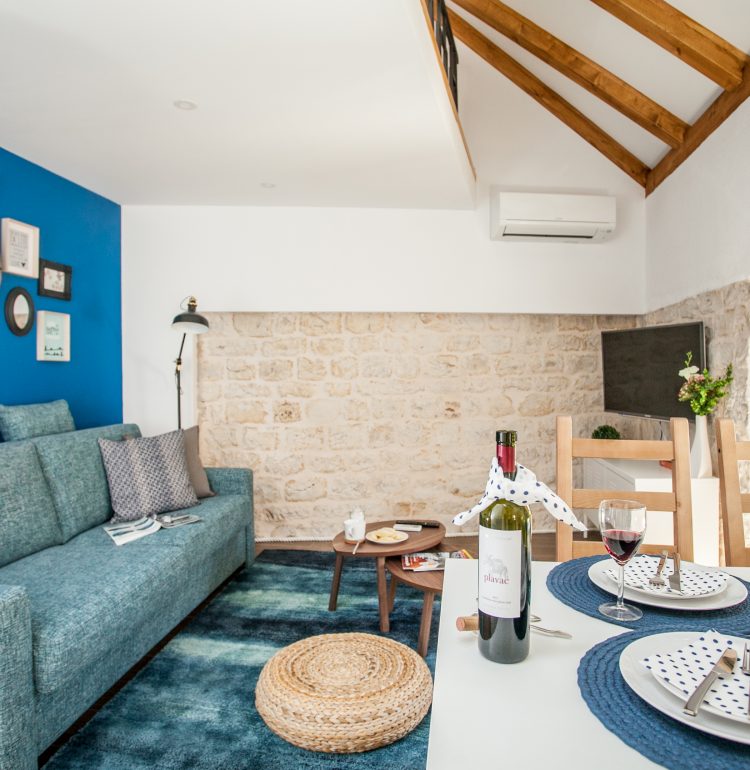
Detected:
[
  {"left": 645, "top": 98, "right": 750, "bottom": 312},
  {"left": 122, "top": 40, "right": 647, "bottom": 434},
  {"left": 0, "top": 0, "right": 475, "bottom": 208}
]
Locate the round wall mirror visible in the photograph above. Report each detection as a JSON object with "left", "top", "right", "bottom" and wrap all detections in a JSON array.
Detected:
[{"left": 5, "top": 287, "right": 35, "bottom": 336}]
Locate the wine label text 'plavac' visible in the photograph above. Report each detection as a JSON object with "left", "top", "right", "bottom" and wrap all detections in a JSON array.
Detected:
[{"left": 478, "top": 527, "right": 522, "bottom": 618}]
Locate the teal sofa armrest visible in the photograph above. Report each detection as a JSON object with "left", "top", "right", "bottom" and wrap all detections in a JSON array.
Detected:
[
  {"left": 205, "top": 468, "right": 254, "bottom": 565},
  {"left": 205, "top": 467, "right": 252, "bottom": 498},
  {"left": 0, "top": 585, "right": 36, "bottom": 770}
]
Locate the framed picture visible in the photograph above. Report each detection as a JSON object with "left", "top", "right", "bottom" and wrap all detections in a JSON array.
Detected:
[
  {"left": 1, "top": 218, "right": 39, "bottom": 278},
  {"left": 37, "top": 311, "right": 70, "bottom": 362},
  {"left": 38, "top": 259, "right": 72, "bottom": 300}
]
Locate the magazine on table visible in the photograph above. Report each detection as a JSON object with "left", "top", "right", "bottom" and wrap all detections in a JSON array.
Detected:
[
  {"left": 401, "top": 549, "right": 474, "bottom": 571},
  {"left": 103, "top": 513, "right": 201, "bottom": 546}
]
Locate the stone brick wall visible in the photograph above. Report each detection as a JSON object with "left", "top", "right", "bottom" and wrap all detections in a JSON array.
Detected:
[
  {"left": 631, "top": 280, "right": 750, "bottom": 446},
  {"left": 631, "top": 280, "right": 750, "bottom": 542},
  {"left": 197, "top": 312, "right": 635, "bottom": 539},
  {"left": 197, "top": 281, "right": 750, "bottom": 541}
]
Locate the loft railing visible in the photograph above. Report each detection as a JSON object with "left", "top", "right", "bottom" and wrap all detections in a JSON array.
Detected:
[{"left": 425, "top": 0, "right": 459, "bottom": 108}]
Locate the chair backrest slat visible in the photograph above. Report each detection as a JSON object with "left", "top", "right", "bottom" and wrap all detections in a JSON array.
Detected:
[
  {"left": 716, "top": 419, "right": 750, "bottom": 567},
  {"left": 572, "top": 438, "right": 674, "bottom": 461},
  {"left": 556, "top": 415, "right": 693, "bottom": 562},
  {"left": 571, "top": 489, "right": 675, "bottom": 511}
]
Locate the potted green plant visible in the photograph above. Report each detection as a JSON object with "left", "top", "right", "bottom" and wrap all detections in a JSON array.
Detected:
[
  {"left": 677, "top": 351, "right": 733, "bottom": 478},
  {"left": 591, "top": 425, "right": 621, "bottom": 440}
]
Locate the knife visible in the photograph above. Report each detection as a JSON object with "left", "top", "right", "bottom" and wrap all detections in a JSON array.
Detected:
[
  {"left": 683, "top": 647, "right": 737, "bottom": 716},
  {"left": 668, "top": 551, "right": 682, "bottom": 593}
]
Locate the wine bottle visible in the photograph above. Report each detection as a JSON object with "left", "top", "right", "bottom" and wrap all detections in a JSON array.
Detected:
[{"left": 477, "top": 429, "right": 532, "bottom": 664}]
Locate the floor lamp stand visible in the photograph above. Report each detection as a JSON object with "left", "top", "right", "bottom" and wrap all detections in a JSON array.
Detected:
[
  {"left": 175, "top": 332, "right": 186, "bottom": 429},
  {"left": 171, "top": 295, "right": 209, "bottom": 431}
]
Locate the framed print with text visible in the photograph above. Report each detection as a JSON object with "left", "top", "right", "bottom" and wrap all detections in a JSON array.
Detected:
[
  {"left": 37, "top": 311, "right": 70, "bottom": 362},
  {"left": 1, "top": 218, "right": 39, "bottom": 278}
]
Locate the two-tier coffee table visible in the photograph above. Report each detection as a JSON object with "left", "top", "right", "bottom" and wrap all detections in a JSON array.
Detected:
[
  {"left": 328, "top": 519, "right": 446, "bottom": 633},
  {"left": 384, "top": 557, "right": 445, "bottom": 657}
]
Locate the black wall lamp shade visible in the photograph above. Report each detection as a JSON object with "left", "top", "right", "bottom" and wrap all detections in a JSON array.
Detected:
[{"left": 172, "top": 297, "right": 209, "bottom": 334}]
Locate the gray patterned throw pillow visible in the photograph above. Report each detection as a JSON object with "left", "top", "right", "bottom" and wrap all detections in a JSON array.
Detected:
[{"left": 98, "top": 430, "right": 198, "bottom": 522}]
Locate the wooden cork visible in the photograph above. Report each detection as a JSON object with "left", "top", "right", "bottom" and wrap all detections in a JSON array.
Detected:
[{"left": 455, "top": 615, "right": 479, "bottom": 632}]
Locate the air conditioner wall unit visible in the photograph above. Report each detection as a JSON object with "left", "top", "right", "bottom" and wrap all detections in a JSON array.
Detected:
[{"left": 491, "top": 192, "right": 616, "bottom": 243}]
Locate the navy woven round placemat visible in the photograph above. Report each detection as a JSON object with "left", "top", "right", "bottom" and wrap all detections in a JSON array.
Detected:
[
  {"left": 547, "top": 556, "right": 750, "bottom": 635},
  {"left": 578, "top": 631, "right": 750, "bottom": 769}
]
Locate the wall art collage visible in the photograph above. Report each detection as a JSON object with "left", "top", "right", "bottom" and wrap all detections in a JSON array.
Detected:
[{"left": 0, "top": 217, "right": 72, "bottom": 361}]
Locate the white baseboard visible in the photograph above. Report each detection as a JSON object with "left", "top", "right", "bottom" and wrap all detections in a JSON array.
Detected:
[{"left": 256, "top": 529, "right": 558, "bottom": 543}]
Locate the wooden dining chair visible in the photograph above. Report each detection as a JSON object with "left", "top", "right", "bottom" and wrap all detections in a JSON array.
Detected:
[
  {"left": 716, "top": 419, "right": 750, "bottom": 567},
  {"left": 555, "top": 415, "right": 694, "bottom": 562}
]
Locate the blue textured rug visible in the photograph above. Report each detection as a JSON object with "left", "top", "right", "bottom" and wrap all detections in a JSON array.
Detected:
[{"left": 45, "top": 551, "right": 437, "bottom": 769}]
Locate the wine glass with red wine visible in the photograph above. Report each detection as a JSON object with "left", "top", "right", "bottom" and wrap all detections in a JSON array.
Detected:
[{"left": 598, "top": 499, "right": 647, "bottom": 621}]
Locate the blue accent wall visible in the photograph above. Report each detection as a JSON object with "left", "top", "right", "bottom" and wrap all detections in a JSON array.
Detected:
[{"left": 0, "top": 148, "right": 122, "bottom": 429}]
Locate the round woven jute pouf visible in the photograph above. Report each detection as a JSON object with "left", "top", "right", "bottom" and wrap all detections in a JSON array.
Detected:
[{"left": 255, "top": 632, "right": 433, "bottom": 753}]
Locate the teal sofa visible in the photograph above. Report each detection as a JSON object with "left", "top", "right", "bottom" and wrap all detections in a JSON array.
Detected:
[{"left": 0, "top": 423, "right": 254, "bottom": 770}]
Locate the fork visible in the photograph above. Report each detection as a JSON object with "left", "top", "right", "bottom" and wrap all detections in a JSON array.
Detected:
[
  {"left": 531, "top": 624, "right": 573, "bottom": 640},
  {"left": 456, "top": 614, "right": 571, "bottom": 639},
  {"left": 524, "top": 614, "right": 572, "bottom": 637}
]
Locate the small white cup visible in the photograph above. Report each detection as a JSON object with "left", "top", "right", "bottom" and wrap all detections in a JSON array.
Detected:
[{"left": 344, "top": 517, "right": 366, "bottom": 543}]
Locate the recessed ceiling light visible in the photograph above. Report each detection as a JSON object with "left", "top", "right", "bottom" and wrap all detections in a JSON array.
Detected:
[
  {"left": 173, "top": 100, "right": 198, "bottom": 111},
  {"left": 260, "top": 182, "right": 276, "bottom": 189}
]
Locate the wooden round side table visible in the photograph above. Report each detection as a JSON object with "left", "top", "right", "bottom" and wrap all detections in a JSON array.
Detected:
[
  {"left": 328, "top": 520, "right": 445, "bottom": 633},
  {"left": 385, "top": 558, "right": 444, "bottom": 657}
]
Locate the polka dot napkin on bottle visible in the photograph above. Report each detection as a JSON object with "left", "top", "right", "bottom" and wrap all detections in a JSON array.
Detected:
[
  {"left": 641, "top": 633, "right": 750, "bottom": 722},
  {"left": 605, "top": 555, "right": 728, "bottom": 597},
  {"left": 452, "top": 460, "right": 585, "bottom": 530}
]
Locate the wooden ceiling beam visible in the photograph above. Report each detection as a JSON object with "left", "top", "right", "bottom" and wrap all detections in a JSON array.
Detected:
[
  {"left": 448, "top": 9, "right": 649, "bottom": 187},
  {"left": 646, "top": 70, "right": 750, "bottom": 194},
  {"left": 591, "top": 0, "right": 749, "bottom": 91},
  {"left": 452, "top": 0, "right": 687, "bottom": 148}
]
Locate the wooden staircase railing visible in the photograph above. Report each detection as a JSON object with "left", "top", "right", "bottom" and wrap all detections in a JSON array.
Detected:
[{"left": 425, "top": 0, "right": 459, "bottom": 108}]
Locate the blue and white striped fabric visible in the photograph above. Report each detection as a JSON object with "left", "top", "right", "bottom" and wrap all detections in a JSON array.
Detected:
[{"left": 453, "top": 459, "right": 585, "bottom": 530}]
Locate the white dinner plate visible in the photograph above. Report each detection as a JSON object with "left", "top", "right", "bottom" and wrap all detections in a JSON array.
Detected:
[
  {"left": 365, "top": 528, "right": 408, "bottom": 545},
  {"left": 588, "top": 558, "right": 747, "bottom": 611},
  {"left": 605, "top": 555, "right": 729, "bottom": 600},
  {"left": 619, "top": 631, "right": 750, "bottom": 746},
  {"left": 642, "top": 631, "right": 750, "bottom": 725}
]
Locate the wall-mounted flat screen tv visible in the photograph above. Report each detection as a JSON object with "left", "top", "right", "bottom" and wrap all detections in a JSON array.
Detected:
[{"left": 601, "top": 322, "right": 706, "bottom": 421}]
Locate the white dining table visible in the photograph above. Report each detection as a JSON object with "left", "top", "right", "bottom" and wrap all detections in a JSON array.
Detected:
[{"left": 426, "top": 559, "right": 750, "bottom": 770}]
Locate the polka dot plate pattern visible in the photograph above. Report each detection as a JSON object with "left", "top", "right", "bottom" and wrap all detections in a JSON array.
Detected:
[
  {"left": 605, "top": 555, "right": 729, "bottom": 599},
  {"left": 642, "top": 632, "right": 750, "bottom": 723}
]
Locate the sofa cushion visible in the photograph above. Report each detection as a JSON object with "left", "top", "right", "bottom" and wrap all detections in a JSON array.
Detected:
[
  {"left": 183, "top": 426, "right": 214, "bottom": 499},
  {"left": 68, "top": 495, "right": 248, "bottom": 559},
  {"left": 99, "top": 430, "right": 198, "bottom": 522},
  {"left": 0, "top": 543, "right": 186, "bottom": 694},
  {"left": 32, "top": 424, "right": 141, "bottom": 541},
  {"left": 0, "top": 400, "right": 75, "bottom": 441},
  {"left": 0, "top": 442, "right": 63, "bottom": 567}
]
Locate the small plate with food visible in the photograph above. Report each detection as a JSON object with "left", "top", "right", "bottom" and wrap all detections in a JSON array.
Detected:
[{"left": 365, "top": 527, "right": 409, "bottom": 545}]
